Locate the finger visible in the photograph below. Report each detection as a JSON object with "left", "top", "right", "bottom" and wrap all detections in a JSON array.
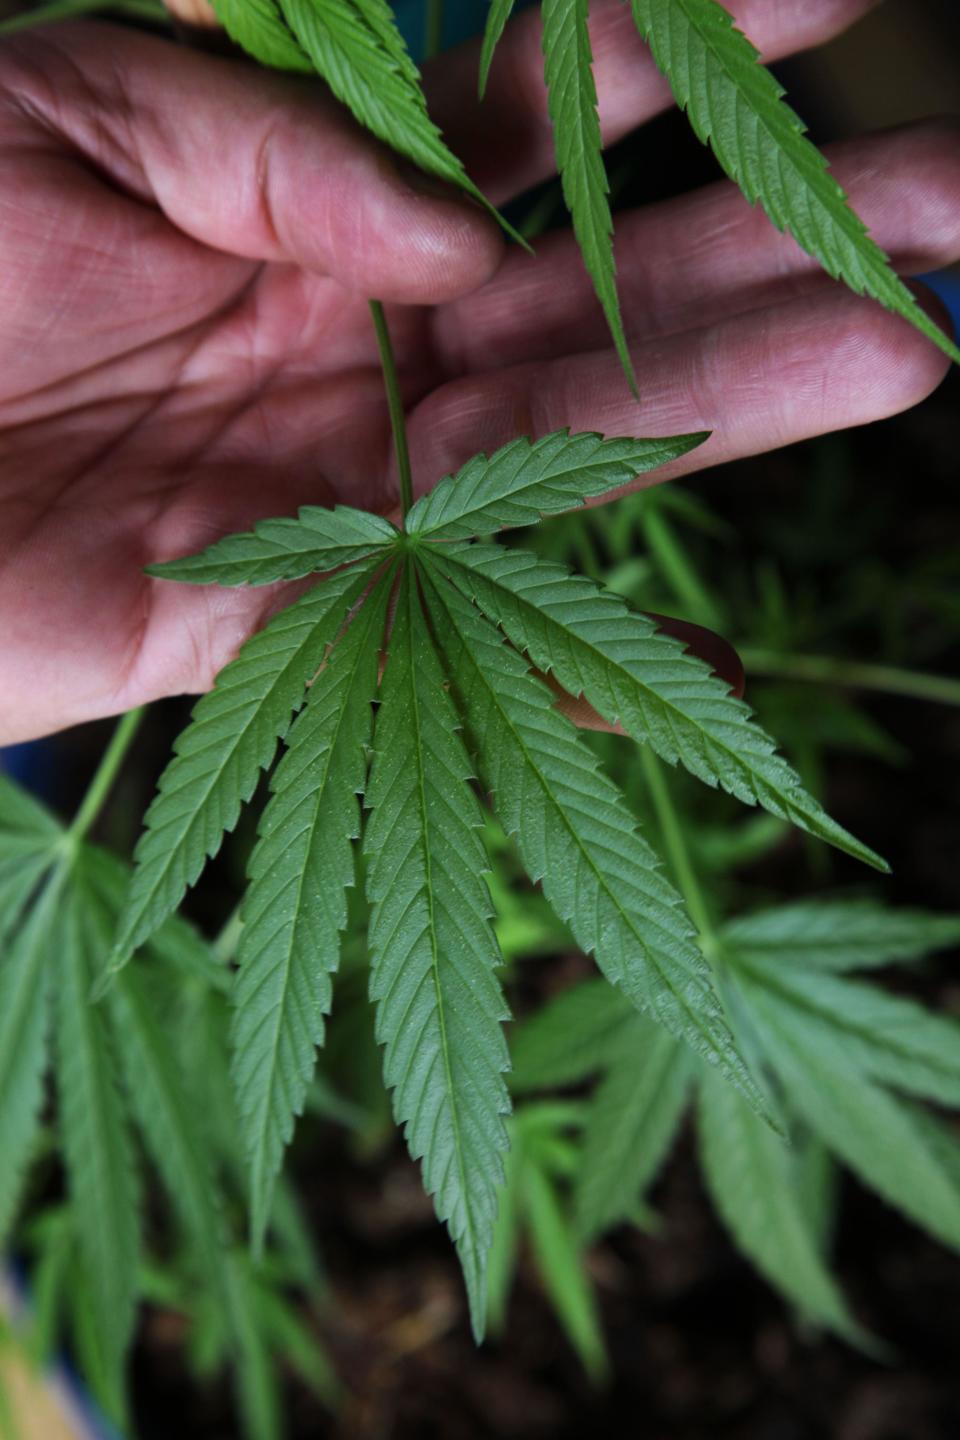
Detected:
[
  {"left": 406, "top": 285, "right": 953, "bottom": 499},
  {"left": 433, "top": 120, "right": 960, "bottom": 375},
  {"left": 424, "top": 0, "right": 879, "bottom": 205},
  {"left": 0, "top": 23, "right": 502, "bottom": 304}
]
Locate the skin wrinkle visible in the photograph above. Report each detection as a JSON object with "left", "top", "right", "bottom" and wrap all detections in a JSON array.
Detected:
[{"left": 1, "top": 33, "right": 151, "bottom": 204}]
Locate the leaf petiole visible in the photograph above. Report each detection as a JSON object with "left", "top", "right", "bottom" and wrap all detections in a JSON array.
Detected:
[
  {"left": 369, "top": 300, "right": 415, "bottom": 523},
  {"left": 67, "top": 707, "right": 145, "bottom": 846},
  {"left": 638, "top": 745, "right": 717, "bottom": 959}
]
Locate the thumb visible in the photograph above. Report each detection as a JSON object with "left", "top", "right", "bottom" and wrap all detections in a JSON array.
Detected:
[{"left": 3, "top": 22, "right": 504, "bottom": 303}]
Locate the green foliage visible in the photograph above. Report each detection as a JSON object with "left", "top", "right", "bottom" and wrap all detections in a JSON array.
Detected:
[
  {"left": 487, "top": 1104, "right": 608, "bottom": 1379},
  {"left": 212, "top": 0, "right": 314, "bottom": 72},
  {"left": 112, "top": 562, "right": 380, "bottom": 971},
  {"left": 508, "top": 895, "right": 960, "bottom": 1358},
  {"left": 478, "top": 0, "right": 516, "bottom": 96},
  {"left": 436, "top": 541, "right": 885, "bottom": 868},
  {"left": 0, "top": 872, "right": 61, "bottom": 1241},
  {"left": 406, "top": 431, "right": 707, "bottom": 539},
  {"left": 627, "top": 0, "right": 960, "bottom": 367},
  {"left": 723, "top": 900, "right": 960, "bottom": 973},
  {"left": 421, "top": 557, "right": 764, "bottom": 1108},
  {"left": 234, "top": 565, "right": 392, "bottom": 1249},
  {"left": 697, "top": 1073, "right": 872, "bottom": 1350},
  {"left": 204, "top": 0, "right": 958, "bottom": 378},
  {"left": 209, "top": 0, "right": 958, "bottom": 379},
  {"left": 364, "top": 567, "right": 511, "bottom": 1339},
  {"left": 541, "top": 0, "right": 635, "bottom": 392},
  {"left": 54, "top": 884, "right": 141, "bottom": 1422},
  {"left": 575, "top": 1015, "right": 692, "bottom": 1241},
  {"left": 0, "top": 782, "right": 333, "bottom": 1439},
  {"left": 216, "top": 0, "right": 519, "bottom": 240},
  {"left": 118, "top": 423, "right": 887, "bottom": 1328},
  {"left": 148, "top": 506, "right": 396, "bottom": 588}
]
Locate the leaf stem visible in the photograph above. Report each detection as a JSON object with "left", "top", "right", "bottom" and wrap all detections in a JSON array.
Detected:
[
  {"left": 739, "top": 649, "right": 960, "bottom": 709},
  {"left": 638, "top": 746, "right": 717, "bottom": 958},
  {"left": 0, "top": 0, "right": 168, "bottom": 37},
  {"left": 68, "top": 708, "right": 145, "bottom": 845},
  {"left": 369, "top": 300, "right": 414, "bottom": 523},
  {"left": 424, "top": 0, "right": 445, "bottom": 60}
]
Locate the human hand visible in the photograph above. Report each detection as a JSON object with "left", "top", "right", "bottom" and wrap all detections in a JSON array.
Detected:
[{"left": 0, "top": 1, "right": 956, "bottom": 743}]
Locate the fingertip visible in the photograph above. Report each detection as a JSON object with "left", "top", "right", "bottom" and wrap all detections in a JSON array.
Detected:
[
  {"left": 300, "top": 139, "right": 506, "bottom": 304},
  {"left": 370, "top": 162, "right": 507, "bottom": 304}
]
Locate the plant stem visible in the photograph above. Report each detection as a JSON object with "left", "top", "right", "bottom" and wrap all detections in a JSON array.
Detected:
[
  {"left": 638, "top": 746, "right": 717, "bottom": 958},
  {"left": 214, "top": 902, "right": 244, "bottom": 964},
  {"left": 0, "top": 0, "right": 168, "bottom": 36},
  {"left": 739, "top": 649, "right": 960, "bottom": 709},
  {"left": 424, "top": 0, "right": 444, "bottom": 60},
  {"left": 68, "top": 708, "right": 145, "bottom": 844},
  {"left": 642, "top": 501, "right": 721, "bottom": 632},
  {"left": 369, "top": 299, "right": 414, "bottom": 523}
]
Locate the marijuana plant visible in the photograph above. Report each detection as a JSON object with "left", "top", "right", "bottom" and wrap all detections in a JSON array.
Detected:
[
  {"left": 510, "top": 897, "right": 960, "bottom": 1356},
  {"left": 0, "top": 768, "right": 334, "bottom": 1430},
  {"left": 2, "top": 0, "right": 959, "bottom": 1429},
  {"left": 95, "top": 0, "right": 955, "bottom": 1345},
  {"left": 104, "top": 417, "right": 891, "bottom": 1334}
]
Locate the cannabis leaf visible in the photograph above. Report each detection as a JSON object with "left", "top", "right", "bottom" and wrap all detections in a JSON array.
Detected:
[
  {"left": 433, "top": 542, "right": 886, "bottom": 868},
  {"left": 126, "top": 423, "right": 888, "bottom": 1328},
  {"left": 0, "top": 775, "right": 304, "bottom": 1432},
  {"left": 478, "top": 0, "right": 517, "bottom": 96},
  {"left": 0, "top": 871, "right": 62, "bottom": 1242},
  {"left": 234, "top": 564, "right": 393, "bottom": 1247},
  {"left": 627, "top": 0, "right": 960, "bottom": 366},
  {"left": 575, "top": 1016, "right": 692, "bottom": 1242},
  {"left": 55, "top": 884, "right": 141, "bottom": 1416},
  {"left": 406, "top": 431, "right": 707, "bottom": 539},
  {"left": 723, "top": 899, "right": 960, "bottom": 973},
  {"left": 511, "top": 898, "right": 960, "bottom": 1346},
  {"left": 148, "top": 505, "right": 396, "bottom": 588},
  {"left": 541, "top": 0, "right": 636, "bottom": 392},
  {"left": 488, "top": 1103, "right": 609, "bottom": 1379},
  {"left": 697, "top": 1071, "right": 872, "bottom": 1350},
  {"left": 212, "top": 0, "right": 314, "bottom": 72},
  {"left": 222, "top": 0, "right": 521, "bottom": 242},
  {"left": 111, "top": 560, "right": 382, "bottom": 973},
  {"left": 420, "top": 557, "right": 765, "bottom": 1107},
  {"left": 364, "top": 567, "right": 511, "bottom": 1339}
]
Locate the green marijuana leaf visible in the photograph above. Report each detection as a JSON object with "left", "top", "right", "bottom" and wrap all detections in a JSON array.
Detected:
[
  {"left": 513, "top": 899, "right": 960, "bottom": 1347},
  {"left": 0, "top": 778, "right": 292, "bottom": 1426},
  {"left": 364, "top": 567, "right": 511, "bottom": 1339},
  {"left": 541, "top": 0, "right": 636, "bottom": 392},
  {"left": 123, "top": 425, "right": 888, "bottom": 1327},
  {"left": 234, "top": 564, "right": 394, "bottom": 1248},
  {"left": 217, "top": 0, "right": 522, "bottom": 243},
  {"left": 55, "top": 885, "right": 141, "bottom": 1415},
  {"left": 407, "top": 431, "right": 707, "bottom": 539},
  {"left": 697, "top": 1071, "right": 874, "bottom": 1351},
  {"left": 478, "top": 0, "right": 517, "bottom": 97},
  {"left": 111, "top": 561, "right": 381, "bottom": 973},
  {"left": 147, "top": 506, "right": 396, "bottom": 588},
  {"left": 627, "top": 0, "right": 960, "bottom": 366},
  {"left": 434, "top": 542, "right": 886, "bottom": 868},
  {"left": 212, "top": 0, "right": 314, "bottom": 72}
]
